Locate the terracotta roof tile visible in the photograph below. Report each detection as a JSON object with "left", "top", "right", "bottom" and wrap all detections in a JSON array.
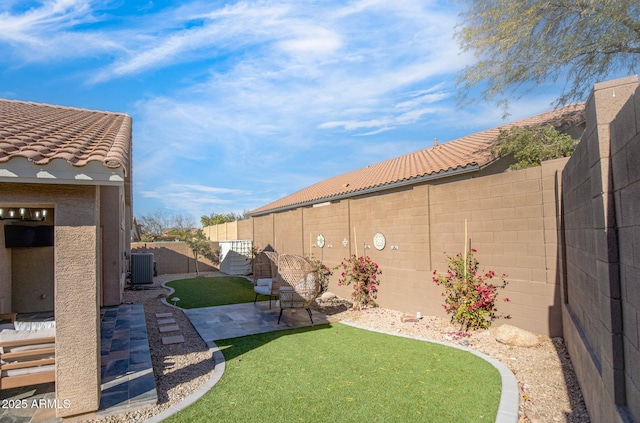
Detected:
[
  {"left": 250, "top": 103, "right": 585, "bottom": 215},
  {"left": 0, "top": 99, "right": 132, "bottom": 174}
]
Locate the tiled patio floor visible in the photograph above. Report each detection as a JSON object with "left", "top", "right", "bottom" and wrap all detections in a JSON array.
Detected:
[
  {"left": 184, "top": 301, "right": 330, "bottom": 342},
  {"left": 97, "top": 304, "right": 157, "bottom": 415},
  {"left": 0, "top": 304, "right": 156, "bottom": 422}
]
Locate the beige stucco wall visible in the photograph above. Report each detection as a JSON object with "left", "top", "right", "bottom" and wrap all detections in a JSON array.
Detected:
[
  {"left": 562, "top": 76, "right": 640, "bottom": 423},
  {"left": 2, "top": 210, "right": 56, "bottom": 313},
  {"left": 0, "top": 223, "right": 11, "bottom": 313},
  {"left": 101, "top": 185, "right": 125, "bottom": 306},
  {"left": 54, "top": 185, "right": 101, "bottom": 417},
  {"left": 0, "top": 182, "right": 102, "bottom": 417},
  {"left": 11, "top": 246, "right": 54, "bottom": 312},
  {"left": 0, "top": 190, "right": 56, "bottom": 314}
]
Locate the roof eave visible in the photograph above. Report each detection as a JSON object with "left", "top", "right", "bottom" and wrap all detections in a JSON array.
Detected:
[{"left": 0, "top": 157, "right": 126, "bottom": 186}]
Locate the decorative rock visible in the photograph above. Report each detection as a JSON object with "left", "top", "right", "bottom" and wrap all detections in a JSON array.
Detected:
[
  {"left": 401, "top": 314, "right": 419, "bottom": 323},
  {"left": 321, "top": 292, "right": 338, "bottom": 301},
  {"left": 495, "top": 324, "right": 539, "bottom": 347}
]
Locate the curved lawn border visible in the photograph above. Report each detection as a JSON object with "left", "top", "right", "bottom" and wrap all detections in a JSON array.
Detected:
[
  {"left": 160, "top": 280, "right": 182, "bottom": 309},
  {"left": 143, "top": 320, "right": 518, "bottom": 423}
]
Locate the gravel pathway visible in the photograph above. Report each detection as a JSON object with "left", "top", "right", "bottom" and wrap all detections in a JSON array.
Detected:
[{"left": 89, "top": 273, "right": 589, "bottom": 423}]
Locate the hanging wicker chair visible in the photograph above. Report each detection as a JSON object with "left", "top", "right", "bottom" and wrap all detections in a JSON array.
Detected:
[
  {"left": 252, "top": 250, "right": 280, "bottom": 307},
  {"left": 274, "top": 254, "right": 320, "bottom": 324}
]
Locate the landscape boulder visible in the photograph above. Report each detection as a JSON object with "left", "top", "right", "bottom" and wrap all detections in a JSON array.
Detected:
[
  {"left": 495, "top": 324, "right": 539, "bottom": 347},
  {"left": 321, "top": 291, "right": 338, "bottom": 301}
]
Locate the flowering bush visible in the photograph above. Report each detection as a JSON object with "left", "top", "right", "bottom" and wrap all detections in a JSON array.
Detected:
[
  {"left": 335, "top": 255, "right": 382, "bottom": 310},
  {"left": 432, "top": 249, "right": 510, "bottom": 331},
  {"left": 307, "top": 256, "right": 333, "bottom": 295}
]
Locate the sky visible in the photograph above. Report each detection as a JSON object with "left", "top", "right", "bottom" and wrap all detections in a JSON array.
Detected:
[{"left": 0, "top": 0, "right": 582, "bottom": 224}]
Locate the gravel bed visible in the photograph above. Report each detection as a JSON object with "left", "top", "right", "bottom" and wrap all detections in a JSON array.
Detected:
[
  {"left": 86, "top": 273, "right": 218, "bottom": 423},
  {"left": 89, "top": 274, "right": 590, "bottom": 423}
]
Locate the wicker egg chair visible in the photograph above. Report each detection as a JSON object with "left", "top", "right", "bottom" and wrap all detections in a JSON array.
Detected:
[
  {"left": 252, "top": 250, "right": 280, "bottom": 308},
  {"left": 275, "top": 254, "right": 320, "bottom": 325}
]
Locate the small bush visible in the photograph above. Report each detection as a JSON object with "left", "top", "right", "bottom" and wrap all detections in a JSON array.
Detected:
[
  {"left": 433, "top": 250, "right": 510, "bottom": 331},
  {"left": 336, "top": 255, "right": 382, "bottom": 310}
]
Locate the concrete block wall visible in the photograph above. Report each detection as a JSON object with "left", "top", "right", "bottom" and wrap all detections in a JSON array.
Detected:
[
  {"left": 237, "top": 219, "right": 253, "bottom": 240},
  {"left": 613, "top": 84, "right": 640, "bottom": 421},
  {"left": 429, "top": 160, "right": 566, "bottom": 335},
  {"left": 203, "top": 220, "right": 238, "bottom": 241},
  {"left": 209, "top": 161, "right": 568, "bottom": 335},
  {"left": 131, "top": 242, "right": 218, "bottom": 275},
  {"left": 302, "top": 200, "right": 350, "bottom": 266},
  {"left": 274, "top": 208, "right": 304, "bottom": 255},
  {"left": 252, "top": 214, "right": 275, "bottom": 251},
  {"left": 345, "top": 186, "right": 434, "bottom": 315},
  {"left": 562, "top": 75, "right": 639, "bottom": 423}
]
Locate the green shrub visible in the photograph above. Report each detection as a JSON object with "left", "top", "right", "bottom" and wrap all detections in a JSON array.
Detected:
[
  {"left": 336, "top": 255, "right": 382, "bottom": 310},
  {"left": 433, "top": 250, "right": 510, "bottom": 331}
]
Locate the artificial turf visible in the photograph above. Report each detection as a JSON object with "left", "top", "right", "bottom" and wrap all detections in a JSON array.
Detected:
[
  {"left": 165, "top": 276, "right": 269, "bottom": 309},
  {"left": 166, "top": 323, "right": 501, "bottom": 423}
]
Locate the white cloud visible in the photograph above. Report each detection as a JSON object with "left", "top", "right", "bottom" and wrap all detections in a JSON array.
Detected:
[{"left": 139, "top": 183, "right": 252, "bottom": 219}]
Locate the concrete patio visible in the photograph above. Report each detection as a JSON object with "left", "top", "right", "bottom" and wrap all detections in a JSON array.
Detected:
[{"left": 183, "top": 301, "right": 331, "bottom": 342}]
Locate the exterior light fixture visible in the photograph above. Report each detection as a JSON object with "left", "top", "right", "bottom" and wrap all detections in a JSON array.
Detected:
[{"left": 0, "top": 208, "right": 48, "bottom": 222}]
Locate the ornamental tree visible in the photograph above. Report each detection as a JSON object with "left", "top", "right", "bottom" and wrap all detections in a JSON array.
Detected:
[
  {"left": 492, "top": 124, "right": 579, "bottom": 170},
  {"left": 455, "top": 0, "right": 640, "bottom": 109}
]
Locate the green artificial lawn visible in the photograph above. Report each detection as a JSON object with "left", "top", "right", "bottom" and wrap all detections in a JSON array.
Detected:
[
  {"left": 165, "top": 276, "right": 269, "bottom": 309},
  {"left": 166, "top": 323, "right": 501, "bottom": 423}
]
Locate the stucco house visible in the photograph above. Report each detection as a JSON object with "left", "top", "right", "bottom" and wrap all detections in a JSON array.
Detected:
[{"left": 0, "top": 99, "right": 132, "bottom": 416}]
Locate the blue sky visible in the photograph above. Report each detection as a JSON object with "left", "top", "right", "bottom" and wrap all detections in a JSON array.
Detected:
[{"left": 0, "top": 0, "right": 580, "bottom": 224}]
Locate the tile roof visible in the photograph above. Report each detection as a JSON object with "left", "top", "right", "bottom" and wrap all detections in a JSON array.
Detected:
[
  {"left": 250, "top": 103, "right": 585, "bottom": 216},
  {"left": 0, "top": 99, "right": 131, "bottom": 175}
]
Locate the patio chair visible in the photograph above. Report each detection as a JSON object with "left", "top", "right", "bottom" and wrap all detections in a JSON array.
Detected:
[
  {"left": 275, "top": 254, "right": 320, "bottom": 325},
  {"left": 252, "top": 250, "right": 280, "bottom": 308}
]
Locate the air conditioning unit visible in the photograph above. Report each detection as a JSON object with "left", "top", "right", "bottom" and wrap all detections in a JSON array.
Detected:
[{"left": 130, "top": 253, "right": 154, "bottom": 284}]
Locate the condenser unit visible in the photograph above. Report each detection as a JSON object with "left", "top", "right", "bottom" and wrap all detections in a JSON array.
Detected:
[{"left": 130, "top": 253, "right": 154, "bottom": 284}]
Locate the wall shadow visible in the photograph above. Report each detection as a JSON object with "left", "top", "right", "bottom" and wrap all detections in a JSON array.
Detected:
[
  {"left": 551, "top": 169, "right": 591, "bottom": 422},
  {"left": 132, "top": 243, "right": 217, "bottom": 275}
]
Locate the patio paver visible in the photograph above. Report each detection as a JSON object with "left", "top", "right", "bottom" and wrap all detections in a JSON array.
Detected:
[
  {"left": 183, "top": 301, "right": 330, "bottom": 342},
  {"left": 162, "top": 335, "right": 185, "bottom": 345}
]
